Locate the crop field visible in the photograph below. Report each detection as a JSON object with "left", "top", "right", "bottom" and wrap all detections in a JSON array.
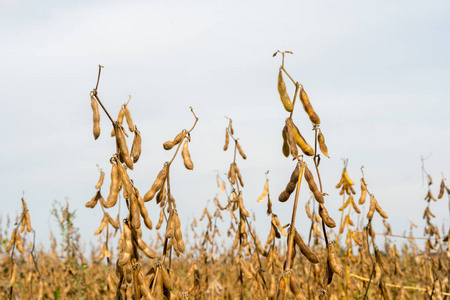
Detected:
[{"left": 0, "top": 55, "right": 448, "bottom": 300}]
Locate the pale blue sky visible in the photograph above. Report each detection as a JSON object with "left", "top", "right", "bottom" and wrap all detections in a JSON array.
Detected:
[{"left": 1, "top": 0, "right": 449, "bottom": 250}]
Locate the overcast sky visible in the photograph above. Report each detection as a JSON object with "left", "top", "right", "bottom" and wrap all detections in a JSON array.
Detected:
[{"left": 1, "top": 0, "right": 449, "bottom": 251}]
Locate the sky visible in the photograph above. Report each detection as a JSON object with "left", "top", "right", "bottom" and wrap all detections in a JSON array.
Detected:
[{"left": 0, "top": 0, "right": 449, "bottom": 251}]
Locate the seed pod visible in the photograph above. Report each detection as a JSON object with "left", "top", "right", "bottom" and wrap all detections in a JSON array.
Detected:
[
  {"left": 106, "top": 213, "right": 120, "bottom": 230},
  {"left": 375, "top": 247, "right": 389, "bottom": 275},
  {"left": 25, "top": 213, "right": 32, "bottom": 232},
  {"left": 375, "top": 202, "right": 388, "bottom": 219},
  {"left": 85, "top": 191, "right": 100, "bottom": 208},
  {"left": 5, "top": 231, "right": 16, "bottom": 252},
  {"left": 373, "top": 264, "right": 381, "bottom": 285},
  {"left": 327, "top": 241, "right": 342, "bottom": 276},
  {"left": 277, "top": 69, "right": 293, "bottom": 112},
  {"left": 304, "top": 165, "right": 324, "bottom": 203},
  {"left": 279, "top": 164, "right": 300, "bottom": 202},
  {"left": 132, "top": 227, "right": 158, "bottom": 259},
  {"left": 144, "top": 164, "right": 168, "bottom": 202},
  {"left": 91, "top": 95, "right": 100, "bottom": 140},
  {"left": 129, "top": 192, "right": 141, "bottom": 229},
  {"left": 286, "top": 118, "right": 314, "bottom": 156},
  {"left": 359, "top": 178, "right": 367, "bottom": 204},
  {"left": 317, "top": 129, "right": 329, "bottom": 158},
  {"left": 114, "top": 123, "right": 134, "bottom": 170},
  {"left": 116, "top": 162, "right": 132, "bottom": 198},
  {"left": 118, "top": 221, "right": 133, "bottom": 266},
  {"left": 106, "top": 163, "right": 120, "bottom": 208},
  {"left": 94, "top": 216, "right": 107, "bottom": 236},
  {"left": 160, "top": 266, "right": 172, "bottom": 290},
  {"left": 351, "top": 198, "right": 361, "bottom": 214},
  {"left": 162, "top": 140, "right": 174, "bottom": 150},
  {"left": 130, "top": 127, "right": 142, "bottom": 163},
  {"left": 367, "top": 195, "right": 376, "bottom": 219},
  {"left": 257, "top": 179, "right": 269, "bottom": 202},
  {"left": 294, "top": 230, "right": 319, "bottom": 264},
  {"left": 95, "top": 170, "right": 105, "bottom": 190},
  {"left": 123, "top": 105, "right": 134, "bottom": 132},
  {"left": 305, "top": 203, "right": 312, "bottom": 219},
  {"left": 268, "top": 274, "right": 276, "bottom": 298},
  {"left": 236, "top": 141, "right": 247, "bottom": 159},
  {"left": 15, "top": 232, "right": 25, "bottom": 254},
  {"left": 181, "top": 140, "right": 194, "bottom": 170},
  {"left": 234, "top": 164, "right": 244, "bottom": 187},
  {"left": 319, "top": 204, "right": 336, "bottom": 228},
  {"left": 286, "top": 123, "right": 298, "bottom": 158},
  {"left": 224, "top": 129, "right": 229, "bottom": 151},
  {"left": 163, "top": 131, "right": 185, "bottom": 150},
  {"left": 299, "top": 86, "right": 320, "bottom": 125},
  {"left": 9, "top": 261, "right": 18, "bottom": 287},
  {"left": 156, "top": 185, "right": 167, "bottom": 205},
  {"left": 111, "top": 107, "right": 125, "bottom": 137},
  {"left": 165, "top": 214, "right": 176, "bottom": 239},
  {"left": 136, "top": 194, "right": 152, "bottom": 230},
  {"left": 154, "top": 271, "right": 164, "bottom": 299},
  {"left": 229, "top": 163, "right": 236, "bottom": 185},
  {"left": 438, "top": 179, "right": 445, "bottom": 199},
  {"left": 124, "top": 262, "right": 133, "bottom": 284},
  {"left": 276, "top": 276, "right": 288, "bottom": 300},
  {"left": 343, "top": 171, "right": 354, "bottom": 185},
  {"left": 289, "top": 272, "right": 306, "bottom": 300},
  {"left": 156, "top": 209, "right": 164, "bottom": 230},
  {"left": 238, "top": 194, "right": 250, "bottom": 218},
  {"left": 282, "top": 126, "right": 290, "bottom": 157}
]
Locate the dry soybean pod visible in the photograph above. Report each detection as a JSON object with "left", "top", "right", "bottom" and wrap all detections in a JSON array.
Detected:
[
  {"left": 95, "top": 170, "right": 105, "bottom": 190},
  {"left": 123, "top": 104, "right": 134, "bottom": 132},
  {"left": 136, "top": 194, "right": 152, "bottom": 230},
  {"left": 223, "top": 129, "right": 229, "bottom": 151},
  {"left": 91, "top": 93, "right": 101, "bottom": 140},
  {"left": 319, "top": 203, "right": 336, "bottom": 228},
  {"left": 277, "top": 68, "right": 293, "bottom": 112},
  {"left": 299, "top": 84, "right": 320, "bottom": 125},
  {"left": 294, "top": 229, "right": 319, "bottom": 264},
  {"left": 359, "top": 178, "right": 367, "bottom": 205},
  {"left": 286, "top": 118, "right": 314, "bottom": 156},
  {"left": 130, "top": 126, "right": 142, "bottom": 163},
  {"left": 257, "top": 179, "right": 269, "bottom": 202},
  {"left": 375, "top": 201, "right": 388, "bottom": 219},
  {"left": 111, "top": 106, "right": 125, "bottom": 137},
  {"left": 129, "top": 192, "right": 141, "bottom": 229},
  {"left": 304, "top": 165, "right": 324, "bottom": 203},
  {"left": 236, "top": 141, "right": 247, "bottom": 159},
  {"left": 367, "top": 195, "right": 376, "bottom": 219},
  {"left": 106, "top": 161, "right": 120, "bottom": 208},
  {"left": 234, "top": 164, "right": 244, "bottom": 187},
  {"left": 317, "top": 128, "right": 329, "bottom": 158},
  {"left": 282, "top": 125, "right": 290, "bottom": 157},
  {"left": 143, "top": 163, "right": 168, "bottom": 202},
  {"left": 118, "top": 221, "right": 133, "bottom": 266},
  {"left": 289, "top": 272, "right": 306, "bottom": 300},
  {"left": 438, "top": 179, "right": 445, "bottom": 199},
  {"left": 181, "top": 139, "right": 194, "bottom": 170},
  {"left": 279, "top": 164, "right": 299, "bottom": 202},
  {"left": 327, "top": 241, "right": 342, "bottom": 275},
  {"left": 114, "top": 122, "right": 134, "bottom": 170}
]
